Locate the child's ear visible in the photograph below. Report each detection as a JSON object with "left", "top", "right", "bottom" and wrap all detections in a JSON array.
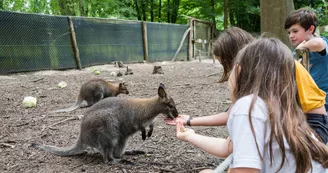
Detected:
[{"left": 308, "top": 25, "right": 315, "bottom": 34}]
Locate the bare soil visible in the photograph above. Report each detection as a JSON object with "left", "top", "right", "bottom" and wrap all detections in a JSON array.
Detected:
[{"left": 0, "top": 59, "right": 231, "bottom": 173}]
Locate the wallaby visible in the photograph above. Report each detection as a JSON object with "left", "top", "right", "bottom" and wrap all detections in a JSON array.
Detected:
[
  {"left": 51, "top": 79, "right": 129, "bottom": 113},
  {"left": 31, "top": 83, "right": 178, "bottom": 163}
]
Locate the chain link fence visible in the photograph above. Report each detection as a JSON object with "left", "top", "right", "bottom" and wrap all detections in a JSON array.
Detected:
[{"left": 0, "top": 10, "right": 190, "bottom": 74}]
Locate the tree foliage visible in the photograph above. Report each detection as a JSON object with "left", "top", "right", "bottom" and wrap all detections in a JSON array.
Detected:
[{"left": 0, "top": 0, "right": 326, "bottom": 32}]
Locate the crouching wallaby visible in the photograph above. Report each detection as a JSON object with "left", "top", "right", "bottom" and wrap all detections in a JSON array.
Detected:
[
  {"left": 31, "top": 83, "right": 178, "bottom": 163},
  {"left": 51, "top": 79, "right": 129, "bottom": 113}
]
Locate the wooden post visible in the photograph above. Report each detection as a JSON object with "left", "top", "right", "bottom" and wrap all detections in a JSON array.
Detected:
[
  {"left": 210, "top": 23, "right": 215, "bottom": 64},
  {"left": 142, "top": 21, "right": 149, "bottom": 62},
  {"left": 188, "top": 18, "right": 194, "bottom": 61},
  {"left": 68, "top": 16, "right": 82, "bottom": 70},
  {"left": 193, "top": 20, "right": 196, "bottom": 60}
]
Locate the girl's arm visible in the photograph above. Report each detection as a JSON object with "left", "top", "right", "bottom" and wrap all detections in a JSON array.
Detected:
[
  {"left": 176, "top": 120, "right": 231, "bottom": 158},
  {"left": 228, "top": 168, "right": 260, "bottom": 173},
  {"left": 165, "top": 111, "right": 229, "bottom": 126}
]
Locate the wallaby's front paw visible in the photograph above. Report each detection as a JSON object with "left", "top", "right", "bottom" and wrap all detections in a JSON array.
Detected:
[{"left": 141, "top": 133, "right": 146, "bottom": 140}]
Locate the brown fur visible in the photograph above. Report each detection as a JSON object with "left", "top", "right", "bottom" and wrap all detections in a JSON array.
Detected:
[
  {"left": 31, "top": 83, "right": 178, "bottom": 163},
  {"left": 51, "top": 79, "right": 129, "bottom": 113}
]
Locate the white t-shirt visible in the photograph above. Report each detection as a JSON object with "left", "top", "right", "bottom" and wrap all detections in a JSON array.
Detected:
[{"left": 227, "top": 95, "right": 327, "bottom": 173}]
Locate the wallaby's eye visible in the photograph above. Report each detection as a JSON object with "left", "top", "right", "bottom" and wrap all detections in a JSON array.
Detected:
[{"left": 167, "top": 104, "right": 175, "bottom": 109}]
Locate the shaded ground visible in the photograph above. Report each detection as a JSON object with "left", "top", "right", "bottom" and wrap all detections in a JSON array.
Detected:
[{"left": 0, "top": 59, "right": 231, "bottom": 173}]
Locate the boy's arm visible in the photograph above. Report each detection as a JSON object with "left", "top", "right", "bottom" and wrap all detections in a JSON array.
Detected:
[{"left": 297, "top": 37, "right": 326, "bottom": 52}]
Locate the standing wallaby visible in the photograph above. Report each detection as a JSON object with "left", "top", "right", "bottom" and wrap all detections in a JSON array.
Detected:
[
  {"left": 51, "top": 79, "right": 129, "bottom": 113},
  {"left": 31, "top": 83, "right": 178, "bottom": 163}
]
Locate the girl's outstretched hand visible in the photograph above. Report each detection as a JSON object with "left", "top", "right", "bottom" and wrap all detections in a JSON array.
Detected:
[
  {"left": 176, "top": 119, "right": 195, "bottom": 142},
  {"left": 164, "top": 114, "right": 190, "bottom": 126}
]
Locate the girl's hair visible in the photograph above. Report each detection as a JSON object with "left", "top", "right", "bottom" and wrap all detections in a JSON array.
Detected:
[
  {"left": 284, "top": 8, "right": 318, "bottom": 34},
  {"left": 212, "top": 27, "right": 255, "bottom": 82},
  {"left": 232, "top": 37, "right": 328, "bottom": 172}
]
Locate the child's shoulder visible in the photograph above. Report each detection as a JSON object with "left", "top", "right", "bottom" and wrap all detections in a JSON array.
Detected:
[
  {"left": 320, "top": 36, "right": 328, "bottom": 41},
  {"left": 231, "top": 95, "right": 268, "bottom": 121}
]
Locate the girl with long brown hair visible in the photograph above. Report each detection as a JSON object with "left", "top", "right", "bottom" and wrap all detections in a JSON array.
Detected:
[{"left": 174, "top": 38, "right": 328, "bottom": 172}]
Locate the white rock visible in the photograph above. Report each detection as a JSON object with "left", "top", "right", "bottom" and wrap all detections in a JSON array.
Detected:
[
  {"left": 57, "top": 81, "right": 67, "bottom": 88},
  {"left": 23, "top": 96, "right": 37, "bottom": 108},
  {"left": 110, "top": 71, "right": 117, "bottom": 76}
]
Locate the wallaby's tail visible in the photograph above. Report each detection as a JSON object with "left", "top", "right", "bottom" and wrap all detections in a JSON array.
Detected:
[
  {"left": 50, "top": 96, "right": 83, "bottom": 113},
  {"left": 30, "top": 141, "right": 85, "bottom": 156}
]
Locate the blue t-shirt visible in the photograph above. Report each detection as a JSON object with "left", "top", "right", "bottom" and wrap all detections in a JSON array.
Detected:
[{"left": 309, "top": 36, "right": 328, "bottom": 110}]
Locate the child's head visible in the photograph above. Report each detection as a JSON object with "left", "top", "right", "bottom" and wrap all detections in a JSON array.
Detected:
[
  {"left": 284, "top": 8, "right": 318, "bottom": 46},
  {"left": 212, "top": 27, "right": 254, "bottom": 82},
  {"left": 230, "top": 37, "right": 295, "bottom": 101}
]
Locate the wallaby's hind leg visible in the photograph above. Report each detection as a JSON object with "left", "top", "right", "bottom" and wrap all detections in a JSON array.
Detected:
[
  {"left": 87, "top": 92, "right": 104, "bottom": 106},
  {"left": 147, "top": 124, "right": 154, "bottom": 138},
  {"left": 97, "top": 136, "right": 116, "bottom": 163},
  {"left": 94, "top": 92, "right": 104, "bottom": 103},
  {"left": 113, "top": 137, "right": 128, "bottom": 159}
]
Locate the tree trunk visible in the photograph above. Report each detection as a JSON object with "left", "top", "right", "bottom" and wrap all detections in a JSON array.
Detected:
[
  {"left": 223, "top": 0, "right": 228, "bottom": 30},
  {"left": 142, "top": 0, "right": 147, "bottom": 21},
  {"left": 134, "top": 0, "right": 141, "bottom": 20},
  {"left": 58, "top": 0, "right": 75, "bottom": 16},
  {"left": 167, "top": 0, "right": 170, "bottom": 23},
  {"left": 158, "top": 0, "right": 162, "bottom": 22},
  {"left": 150, "top": 0, "right": 154, "bottom": 22},
  {"left": 260, "top": 0, "right": 294, "bottom": 47},
  {"left": 211, "top": 0, "right": 217, "bottom": 29},
  {"left": 171, "top": 0, "right": 180, "bottom": 23},
  {"left": 79, "top": 0, "right": 84, "bottom": 16}
]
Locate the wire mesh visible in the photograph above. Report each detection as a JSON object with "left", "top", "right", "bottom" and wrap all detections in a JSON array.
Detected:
[
  {"left": 0, "top": 10, "right": 76, "bottom": 74},
  {"left": 72, "top": 17, "right": 144, "bottom": 67},
  {"left": 147, "top": 22, "right": 189, "bottom": 62},
  {"left": 0, "top": 11, "right": 195, "bottom": 74}
]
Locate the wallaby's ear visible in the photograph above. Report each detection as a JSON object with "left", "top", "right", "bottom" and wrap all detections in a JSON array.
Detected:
[{"left": 158, "top": 83, "right": 167, "bottom": 99}]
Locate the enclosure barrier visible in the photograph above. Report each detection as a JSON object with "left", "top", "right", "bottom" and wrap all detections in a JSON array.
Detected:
[{"left": 0, "top": 11, "right": 215, "bottom": 74}]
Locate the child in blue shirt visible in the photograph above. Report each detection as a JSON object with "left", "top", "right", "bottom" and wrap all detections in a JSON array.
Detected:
[{"left": 285, "top": 8, "right": 328, "bottom": 111}]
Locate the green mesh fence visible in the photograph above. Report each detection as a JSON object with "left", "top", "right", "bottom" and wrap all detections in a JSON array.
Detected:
[
  {"left": 0, "top": 11, "right": 76, "bottom": 74},
  {"left": 72, "top": 17, "right": 144, "bottom": 67},
  {"left": 0, "top": 11, "right": 191, "bottom": 74},
  {"left": 147, "top": 23, "right": 189, "bottom": 62}
]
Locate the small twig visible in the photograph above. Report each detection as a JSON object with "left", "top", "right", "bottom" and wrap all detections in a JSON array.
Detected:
[
  {"left": 188, "top": 167, "right": 212, "bottom": 172},
  {"left": 157, "top": 136, "right": 164, "bottom": 143},
  {"left": 138, "top": 161, "right": 179, "bottom": 166},
  {"left": 50, "top": 116, "right": 78, "bottom": 128},
  {"left": 31, "top": 78, "right": 44, "bottom": 82},
  {"left": 0, "top": 142, "right": 15, "bottom": 148},
  {"left": 160, "top": 168, "right": 175, "bottom": 172},
  {"left": 47, "top": 114, "right": 74, "bottom": 118},
  {"left": 16, "top": 122, "right": 29, "bottom": 127},
  {"left": 206, "top": 73, "right": 219, "bottom": 77}
]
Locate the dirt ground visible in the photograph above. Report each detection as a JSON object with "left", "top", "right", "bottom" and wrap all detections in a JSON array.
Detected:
[{"left": 0, "top": 59, "right": 231, "bottom": 173}]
